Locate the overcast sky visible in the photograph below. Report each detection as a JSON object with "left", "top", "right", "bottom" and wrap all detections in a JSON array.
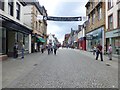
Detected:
[{"left": 38, "top": 0, "right": 88, "bottom": 44}]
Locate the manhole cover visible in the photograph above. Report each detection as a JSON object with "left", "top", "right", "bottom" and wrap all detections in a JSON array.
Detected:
[
  {"left": 33, "top": 64, "right": 38, "bottom": 66},
  {"left": 106, "top": 64, "right": 110, "bottom": 66}
]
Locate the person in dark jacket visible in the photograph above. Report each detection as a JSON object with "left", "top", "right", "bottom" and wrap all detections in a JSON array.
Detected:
[
  {"left": 13, "top": 43, "right": 18, "bottom": 58},
  {"left": 53, "top": 44, "right": 57, "bottom": 55},
  {"left": 96, "top": 43, "right": 103, "bottom": 61}
]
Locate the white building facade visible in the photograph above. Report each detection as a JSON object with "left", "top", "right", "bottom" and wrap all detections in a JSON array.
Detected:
[
  {"left": 105, "top": 0, "right": 120, "bottom": 54},
  {"left": 0, "top": 0, "right": 32, "bottom": 58}
]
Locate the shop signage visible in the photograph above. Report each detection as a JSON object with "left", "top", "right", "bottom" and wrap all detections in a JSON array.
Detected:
[{"left": 86, "top": 35, "right": 93, "bottom": 40}]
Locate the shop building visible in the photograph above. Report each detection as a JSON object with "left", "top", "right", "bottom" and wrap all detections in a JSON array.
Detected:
[
  {"left": 85, "top": 0, "right": 106, "bottom": 52},
  {"left": 105, "top": 0, "right": 120, "bottom": 55},
  {"left": 78, "top": 22, "right": 87, "bottom": 51},
  {"left": 0, "top": 0, "right": 32, "bottom": 59},
  {"left": 23, "top": 1, "right": 47, "bottom": 53}
]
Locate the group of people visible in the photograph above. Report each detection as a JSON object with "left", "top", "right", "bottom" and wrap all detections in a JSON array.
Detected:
[
  {"left": 13, "top": 42, "right": 25, "bottom": 59},
  {"left": 47, "top": 44, "right": 58, "bottom": 55},
  {"left": 39, "top": 43, "right": 58, "bottom": 55},
  {"left": 93, "top": 43, "right": 112, "bottom": 61}
]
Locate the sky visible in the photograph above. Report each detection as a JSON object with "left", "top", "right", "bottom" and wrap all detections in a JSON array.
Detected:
[{"left": 38, "top": 0, "right": 88, "bottom": 44}]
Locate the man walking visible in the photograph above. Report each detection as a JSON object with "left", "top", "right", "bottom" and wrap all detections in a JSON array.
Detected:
[
  {"left": 96, "top": 43, "right": 103, "bottom": 61},
  {"left": 47, "top": 44, "right": 51, "bottom": 55},
  {"left": 53, "top": 44, "right": 57, "bottom": 55}
]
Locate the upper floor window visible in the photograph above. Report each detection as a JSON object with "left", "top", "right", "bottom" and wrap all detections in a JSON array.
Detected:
[
  {"left": 91, "top": 2, "right": 95, "bottom": 8},
  {"left": 108, "top": 14, "right": 113, "bottom": 30},
  {"left": 36, "top": 21, "right": 38, "bottom": 30},
  {"left": 8, "top": 0, "right": 13, "bottom": 16},
  {"left": 118, "top": 10, "right": 120, "bottom": 27},
  {"left": 16, "top": 2, "right": 20, "bottom": 20},
  {"left": 92, "top": 12, "right": 95, "bottom": 24},
  {"left": 98, "top": 7, "right": 102, "bottom": 20},
  {"left": 0, "top": 1, "right": 4, "bottom": 11},
  {"left": 108, "top": 0, "right": 113, "bottom": 10},
  {"left": 117, "top": 0, "right": 120, "bottom": 4}
]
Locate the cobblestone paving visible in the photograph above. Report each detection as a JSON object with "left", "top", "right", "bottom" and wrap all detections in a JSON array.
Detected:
[{"left": 5, "top": 48, "right": 118, "bottom": 88}]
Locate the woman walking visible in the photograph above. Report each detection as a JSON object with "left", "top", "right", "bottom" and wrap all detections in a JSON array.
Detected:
[{"left": 108, "top": 44, "right": 112, "bottom": 60}]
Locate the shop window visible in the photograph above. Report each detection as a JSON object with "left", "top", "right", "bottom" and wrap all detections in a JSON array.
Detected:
[
  {"left": 0, "top": 1, "right": 4, "bottom": 11},
  {"left": 0, "top": 27, "right": 6, "bottom": 55},
  {"left": 8, "top": 0, "right": 13, "bottom": 16},
  {"left": 16, "top": 2, "right": 20, "bottom": 20},
  {"left": 108, "top": 14, "right": 113, "bottom": 30}
]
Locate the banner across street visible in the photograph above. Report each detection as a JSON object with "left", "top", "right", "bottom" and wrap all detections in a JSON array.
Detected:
[{"left": 45, "top": 16, "right": 82, "bottom": 21}]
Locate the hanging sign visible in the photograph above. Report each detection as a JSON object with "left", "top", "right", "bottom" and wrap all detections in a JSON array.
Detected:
[{"left": 46, "top": 16, "right": 82, "bottom": 21}]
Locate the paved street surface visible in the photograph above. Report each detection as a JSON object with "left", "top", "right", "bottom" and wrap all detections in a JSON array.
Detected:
[{"left": 2, "top": 48, "right": 118, "bottom": 88}]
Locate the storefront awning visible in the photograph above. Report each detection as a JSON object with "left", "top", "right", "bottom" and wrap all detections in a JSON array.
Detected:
[{"left": 37, "top": 37, "right": 46, "bottom": 43}]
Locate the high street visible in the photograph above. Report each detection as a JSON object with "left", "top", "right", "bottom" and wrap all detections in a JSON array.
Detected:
[{"left": 2, "top": 48, "right": 118, "bottom": 88}]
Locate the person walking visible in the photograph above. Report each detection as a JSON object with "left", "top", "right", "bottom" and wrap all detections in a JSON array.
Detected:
[
  {"left": 93, "top": 45, "right": 96, "bottom": 55},
  {"left": 53, "top": 44, "right": 57, "bottom": 55},
  {"left": 21, "top": 43, "right": 25, "bottom": 59},
  {"left": 108, "top": 44, "right": 112, "bottom": 60},
  {"left": 96, "top": 43, "right": 103, "bottom": 61},
  {"left": 47, "top": 44, "right": 51, "bottom": 55},
  {"left": 13, "top": 42, "right": 18, "bottom": 58},
  {"left": 41, "top": 44, "right": 44, "bottom": 53}
]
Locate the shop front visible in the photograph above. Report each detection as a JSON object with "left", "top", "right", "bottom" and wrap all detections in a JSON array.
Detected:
[
  {"left": 78, "top": 37, "right": 86, "bottom": 50},
  {"left": 1, "top": 14, "right": 32, "bottom": 57},
  {"left": 31, "top": 33, "right": 46, "bottom": 53},
  {"left": 106, "top": 28, "right": 120, "bottom": 55},
  {"left": 86, "top": 27, "right": 104, "bottom": 52}
]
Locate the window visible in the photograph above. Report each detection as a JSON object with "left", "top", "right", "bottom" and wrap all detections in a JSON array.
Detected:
[
  {"left": 8, "top": 0, "right": 13, "bottom": 16},
  {"left": 118, "top": 10, "right": 120, "bottom": 27},
  {"left": 36, "top": 21, "right": 37, "bottom": 30},
  {"left": 108, "top": 0, "right": 113, "bottom": 10},
  {"left": 92, "top": 12, "right": 95, "bottom": 24},
  {"left": 98, "top": 7, "right": 102, "bottom": 20},
  {"left": 16, "top": 2, "right": 20, "bottom": 20},
  {"left": 88, "top": 15, "right": 90, "bottom": 24},
  {"left": 108, "top": 14, "right": 113, "bottom": 30},
  {"left": 117, "top": 0, "right": 120, "bottom": 4},
  {"left": 0, "top": 1, "right": 4, "bottom": 11},
  {"left": 92, "top": 2, "right": 95, "bottom": 8}
]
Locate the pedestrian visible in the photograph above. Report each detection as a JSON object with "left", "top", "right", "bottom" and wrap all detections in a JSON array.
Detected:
[
  {"left": 93, "top": 45, "right": 96, "bottom": 55},
  {"left": 47, "top": 44, "right": 51, "bottom": 55},
  {"left": 13, "top": 42, "right": 18, "bottom": 58},
  {"left": 21, "top": 43, "right": 25, "bottom": 59},
  {"left": 51, "top": 45, "right": 53, "bottom": 54},
  {"left": 53, "top": 44, "right": 57, "bottom": 55},
  {"left": 96, "top": 43, "right": 103, "bottom": 61},
  {"left": 108, "top": 44, "right": 112, "bottom": 60},
  {"left": 41, "top": 44, "right": 44, "bottom": 53}
]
